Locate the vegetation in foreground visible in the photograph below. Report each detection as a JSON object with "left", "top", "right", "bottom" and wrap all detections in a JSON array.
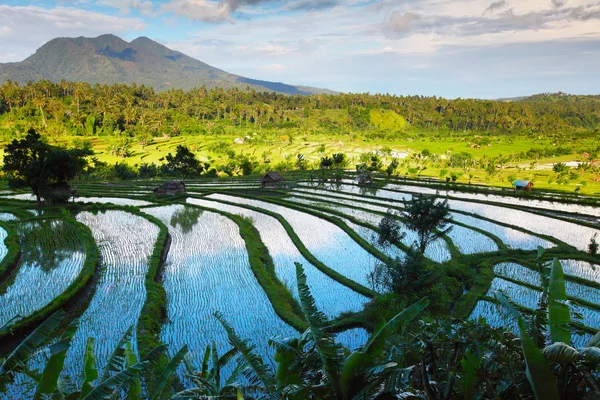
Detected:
[{"left": 1, "top": 258, "right": 599, "bottom": 399}]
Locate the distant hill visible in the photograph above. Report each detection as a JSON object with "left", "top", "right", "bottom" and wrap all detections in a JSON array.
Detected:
[{"left": 0, "top": 34, "right": 335, "bottom": 95}]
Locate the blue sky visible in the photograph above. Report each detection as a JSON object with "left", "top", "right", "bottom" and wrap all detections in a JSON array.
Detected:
[{"left": 0, "top": 0, "right": 599, "bottom": 98}]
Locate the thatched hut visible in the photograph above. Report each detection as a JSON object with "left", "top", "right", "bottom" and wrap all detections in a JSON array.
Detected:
[
  {"left": 153, "top": 181, "right": 186, "bottom": 196},
  {"left": 260, "top": 172, "right": 284, "bottom": 188}
]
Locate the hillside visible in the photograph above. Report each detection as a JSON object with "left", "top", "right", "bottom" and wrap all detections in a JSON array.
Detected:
[{"left": 0, "top": 34, "right": 335, "bottom": 95}]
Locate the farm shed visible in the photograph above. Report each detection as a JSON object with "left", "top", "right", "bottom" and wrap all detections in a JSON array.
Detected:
[
  {"left": 42, "top": 181, "right": 77, "bottom": 203},
  {"left": 513, "top": 180, "right": 533, "bottom": 192},
  {"left": 153, "top": 181, "right": 186, "bottom": 196},
  {"left": 260, "top": 172, "right": 284, "bottom": 188},
  {"left": 356, "top": 173, "right": 373, "bottom": 185}
]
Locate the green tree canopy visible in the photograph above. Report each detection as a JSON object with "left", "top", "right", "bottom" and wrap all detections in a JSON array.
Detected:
[{"left": 3, "top": 128, "right": 92, "bottom": 205}]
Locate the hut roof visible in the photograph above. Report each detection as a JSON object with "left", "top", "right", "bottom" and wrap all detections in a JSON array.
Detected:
[
  {"left": 513, "top": 180, "right": 531, "bottom": 187},
  {"left": 153, "top": 180, "right": 185, "bottom": 192},
  {"left": 261, "top": 172, "right": 283, "bottom": 183}
]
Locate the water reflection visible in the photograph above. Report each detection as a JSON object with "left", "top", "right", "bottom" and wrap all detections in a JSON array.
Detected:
[
  {"left": 18, "top": 220, "right": 83, "bottom": 273},
  {"left": 170, "top": 206, "right": 203, "bottom": 234}
]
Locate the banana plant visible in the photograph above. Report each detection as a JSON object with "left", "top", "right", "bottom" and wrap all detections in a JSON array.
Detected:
[
  {"left": 0, "top": 309, "right": 65, "bottom": 391},
  {"left": 495, "top": 258, "right": 600, "bottom": 399},
  {"left": 213, "top": 263, "right": 428, "bottom": 399},
  {"left": 170, "top": 343, "right": 241, "bottom": 399}
]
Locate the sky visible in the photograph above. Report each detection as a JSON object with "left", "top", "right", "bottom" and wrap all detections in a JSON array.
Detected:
[{"left": 0, "top": 0, "right": 599, "bottom": 98}]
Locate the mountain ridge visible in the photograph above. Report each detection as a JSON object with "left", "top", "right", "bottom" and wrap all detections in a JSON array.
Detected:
[{"left": 0, "top": 34, "right": 335, "bottom": 95}]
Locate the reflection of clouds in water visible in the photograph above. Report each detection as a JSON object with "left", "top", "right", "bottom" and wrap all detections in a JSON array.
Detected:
[
  {"left": 385, "top": 183, "right": 600, "bottom": 218},
  {"left": 187, "top": 197, "right": 368, "bottom": 318},
  {"left": 451, "top": 212, "right": 552, "bottom": 250},
  {"left": 145, "top": 204, "right": 295, "bottom": 387},
  {"left": 207, "top": 194, "right": 379, "bottom": 287},
  {"left": 447, "top": 200, "right": 597, "bottom": 252},
  {"left": 64, "top": 210, "right": 160, "bottom": 382}
]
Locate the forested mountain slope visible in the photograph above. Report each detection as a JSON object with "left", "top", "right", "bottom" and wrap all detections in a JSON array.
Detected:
[{"left": 0, "top": 34, "right": 334, "bottom": 95}]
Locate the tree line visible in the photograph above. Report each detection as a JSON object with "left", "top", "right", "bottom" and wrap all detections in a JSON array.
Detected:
[{"left": 1, "top": 80, "right": 599, "bottom": 138}]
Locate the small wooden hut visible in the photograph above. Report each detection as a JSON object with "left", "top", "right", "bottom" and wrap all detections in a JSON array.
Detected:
[
  {"left": 153, "top": 181, "right": 186, "bottom": 196},
  {"left": 355, "top": 173, "right": 373, "bottom": 185},
  {"left": 513, "top": 180, "right": 533, "bottom": 192},
  {"left": 260, "top": 172, "right": 284, "bottom": 188}
]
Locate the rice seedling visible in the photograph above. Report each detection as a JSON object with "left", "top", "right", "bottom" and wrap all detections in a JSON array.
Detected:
[
  {"left": 206, "top": 194, "right": 381, "bottom": 287},
  {"left": 144, "top": 205, "right": 296, "bottom": 383},
  {"left": 0, "top": 194, "right": 36, "bottom": 201},
  {"left": 335, "top": 328, "right": 369, "bottom": 351},
  {"left": 0, "top": 220, "right": 86, "bottom": 326},
  {"left": 286, "top": 196, "right": 452, "bottom": 262},
  {"left": 61, "top": 210, "right": 160, "bottom": 381},
  {"left": 469, "top": 300, "right": 594, "bottom": 348},
  {"left": 469, "top": 300, "right": 518, "bottom": 331},
  {"left": 186, "top": 197, "right": 369, "bottom": 318},
  {"left": 494, "top": 262, "right": 600, "bottom": 305},
  {"left": 452, "top": 214, "right": 552, "bottom": 250},
  {"left": 494, "top": 262, "right": 542, "bottom": 287}
]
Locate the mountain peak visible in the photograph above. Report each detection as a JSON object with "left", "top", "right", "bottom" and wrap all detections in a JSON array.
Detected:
[{"left": 0, "top": 34, "right": 335, "bottom": 95}]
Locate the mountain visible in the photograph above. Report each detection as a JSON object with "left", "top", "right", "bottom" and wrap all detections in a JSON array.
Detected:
[{"left": 0, "top": 34, "right": 335, "bottom": 95}]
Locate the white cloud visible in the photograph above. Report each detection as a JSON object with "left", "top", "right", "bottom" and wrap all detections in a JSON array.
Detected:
[
  {"left": 0, "top": 5, "right": 145, "bottom": 62},
  {"left": 159, "top": 0, "right": 232, "bottom": 23},
  {"left": 262, "top": 63, "right": 285, "bottom": 71},
  {"left": 97, "top": 0, "right": 155, "bottom": 15}
]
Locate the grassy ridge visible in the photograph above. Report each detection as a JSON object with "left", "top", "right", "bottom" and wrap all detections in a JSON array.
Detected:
[
  {"left": 0, "top": 217, "right": 99, "bottom": 340},
  {"left": 191, "top": 195, "right": 376, "bottom": 298},
  {"left": 0, "top": 220, "right": 19, "bottom": 281},
  {"left": 183, "top": 201, "right": 307, "bottom": 331}
]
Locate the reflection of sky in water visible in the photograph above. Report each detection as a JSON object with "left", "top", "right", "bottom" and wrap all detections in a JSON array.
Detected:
[
  {"left": 0, "top": 221, "right": 86, "bottom": 326},
  {"left": 448, "top": 200, "right": 598, "bottom": 252},
  {"left": 187, "top": 197, "right": 369, "bottom": 318},
  {"left": 470, "top": 300, "right": 593, "bottom": 348},
  {"left": 286, "top": 196, "right": 452, "bottom": 262},
  {"left": 0, "top": 212, "right": 19, "bottom": 221},
  {"left": 63, "top": 210, "right": 159, "bottom": 382},
  {"left": 384, "top": 183, "right": 600, "bottom": 218},
  {"left": 145, "top": 204, "right": 296, "bottom": 387},
  {"left": 451, "top": 213, "right": 551, "bottom": 250},
  {"left": 207, "top": 194, "right": 380, "bottom": 287},
  {"left": 336, "top": 328, "right": 369, "bottom": 351},
  {"left": 0, "top": 227, "right": 7, "bottom": 262},
  {"left": 561, "top": 259, "right": 600, "bottom": 284}
]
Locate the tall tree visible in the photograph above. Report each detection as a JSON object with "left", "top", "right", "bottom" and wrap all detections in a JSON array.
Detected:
[
  {"left": 3, "top": 128, "right": 92, "bottom": 205},
  {"left": 401, "top": 194, "right": 452, "bottom": 254}
]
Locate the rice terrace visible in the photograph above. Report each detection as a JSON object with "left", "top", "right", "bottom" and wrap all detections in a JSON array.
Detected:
[{"left": 1, "top": 0, "right": 600, "bottom": 396}]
